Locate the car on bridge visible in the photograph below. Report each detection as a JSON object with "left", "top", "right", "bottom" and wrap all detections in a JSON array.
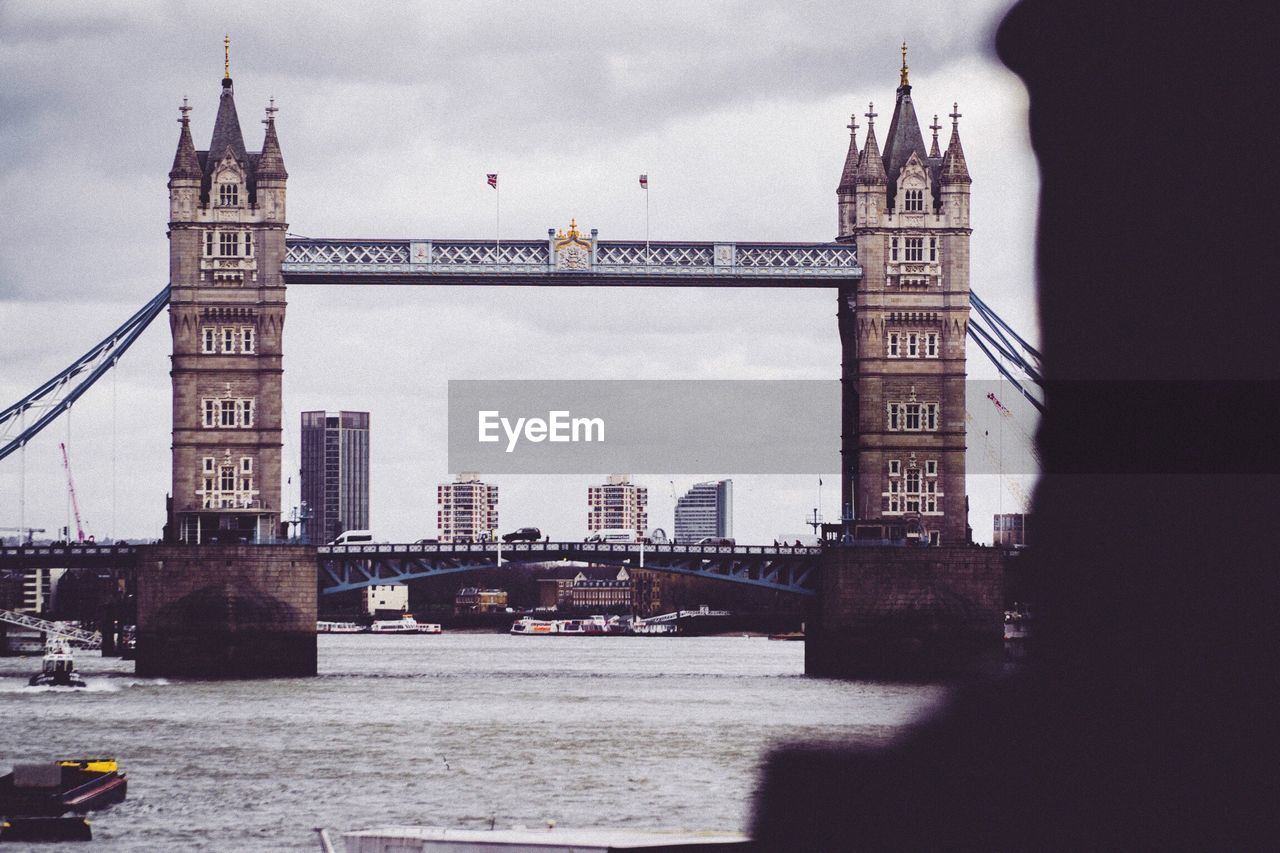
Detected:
[
  {"left": 696, "top": 536, "right": 736, "bottom": 547},
  {"left": 501, "top": 527, "right": 542, "bottom": 543}
]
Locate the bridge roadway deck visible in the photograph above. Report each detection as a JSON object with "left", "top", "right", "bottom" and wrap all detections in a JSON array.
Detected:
[
  {"left": 0, "top": 542, "right": 821, "bottom": 596},
  {"left": 281, "top": 239, "right": 861, "bottom": 287}
]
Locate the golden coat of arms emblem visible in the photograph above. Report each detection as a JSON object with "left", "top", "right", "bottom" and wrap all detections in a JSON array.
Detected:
[{"left": 553, "top": 219, "right": 592, "bottom": 271}]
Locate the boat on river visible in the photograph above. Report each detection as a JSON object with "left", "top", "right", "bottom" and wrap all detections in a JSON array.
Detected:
[
  {"left": 509, "top": 615, "right": 623, "bottom": 635},
  {"left": 27, "top": 644, "right": 86, "bottom": 688},
  {"left": 370, "top": 615, "right": 442, "bottom": 634},
  {"left": 0, "top": 759, "right": 127, "bottom": 818},
  {"left": 317, "top": 620, "right": 366, "bottom": 633}
]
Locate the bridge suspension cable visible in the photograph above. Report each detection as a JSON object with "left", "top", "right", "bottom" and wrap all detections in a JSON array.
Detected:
[
  {"left": 967, "top": 290, "right": 1044, "bottom": 413},
  {"left": 0, "top": 285, "right": 170, "bottom": 464}
]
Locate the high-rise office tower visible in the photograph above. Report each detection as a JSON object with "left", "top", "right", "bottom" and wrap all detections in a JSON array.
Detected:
[
  {"left": 674, "top": 479, "right": 733, "bottom": 543},
  {"left": 300, "top": 411, "right": 370, "bottom": 543}
]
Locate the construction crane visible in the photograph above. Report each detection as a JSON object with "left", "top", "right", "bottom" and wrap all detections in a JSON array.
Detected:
[
  {"left": 58, "top": 442, "right": 88, "bottom": 542},
  {"left": 0, "top": 526, "right": 47, "bottom": 545}
]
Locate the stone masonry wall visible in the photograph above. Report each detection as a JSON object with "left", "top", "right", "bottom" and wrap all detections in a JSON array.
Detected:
[
  {"left": 807, "top": 545, "right": 1004, "bottom": 679},
  {"left": 135, "top": 544, "right": 316, "bottom": 677}
]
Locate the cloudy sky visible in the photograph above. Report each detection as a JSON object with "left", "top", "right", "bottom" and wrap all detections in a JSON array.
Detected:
[{"left": 0, "top": 0, "right": 1040, "bottom": 545}]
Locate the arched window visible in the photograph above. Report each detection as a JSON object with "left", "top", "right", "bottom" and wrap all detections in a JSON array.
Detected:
[
  {"left": 905, "top": 188, "right": 924, "bottom": 212},
  {"left": 219, "top": 182, "right": 239, "bottom": 207}
]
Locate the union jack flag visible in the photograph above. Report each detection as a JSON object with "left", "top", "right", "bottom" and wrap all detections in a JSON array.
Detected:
[
  {"left": 486, "top": 173, "right": 498, "bottom": 189},
  {"left": 639, "top": 174, "right": 648, "bottom": 189}
]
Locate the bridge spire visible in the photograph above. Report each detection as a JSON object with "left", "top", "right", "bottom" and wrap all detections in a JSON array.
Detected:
[
  {"left": 208, "top": 39, "right": 248, "bottom": 170},
  {"left": 169, "top": 97, "right": 201, "bottom": 182},
  {"left": 837, "top": 112, "right": 860, "bottom": 196},
  {"left": 857, "top": 103, "right": 886, "bottom": 185},
  {"left": 881, "top": 45, "right": 928, "bottom": 201},
  {"left": 941, "top": 102, "right": 971, "bottom": 184},
  {"left": 258, "top": 97, "right": 287, "bottom": 180}
]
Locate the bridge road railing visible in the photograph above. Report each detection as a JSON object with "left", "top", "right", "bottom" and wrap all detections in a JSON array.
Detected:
[
  {"left": 0, "top": 544, "right": 139, "bottom": 570},
  {"left": 316, "top": 541, "right": 821, "bottom": 596}
]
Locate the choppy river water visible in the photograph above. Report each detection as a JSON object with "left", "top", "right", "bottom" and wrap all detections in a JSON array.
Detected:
[{"left": 1, "top": 634, "right": 946, "bottom": 851}]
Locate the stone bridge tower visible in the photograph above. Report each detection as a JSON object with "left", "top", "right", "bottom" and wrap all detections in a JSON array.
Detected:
[
  {"left": 166, "top": 53, "right": 288, "bottom": 544},
  {"left": 836, "top": 46, "right": 972, "bottom": 544}
]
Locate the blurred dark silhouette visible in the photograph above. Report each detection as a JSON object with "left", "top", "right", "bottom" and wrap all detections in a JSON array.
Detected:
[{"left": 753, "top": 2, "right": 1278, "bottom": 848}]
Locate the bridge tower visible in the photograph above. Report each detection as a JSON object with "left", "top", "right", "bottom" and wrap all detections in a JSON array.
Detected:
[
  {"left": 166, "top": 53, "right": 288, "bottom": 544},
  {"left": 836, "top": 47, "right": 971, "bottom": 544}
]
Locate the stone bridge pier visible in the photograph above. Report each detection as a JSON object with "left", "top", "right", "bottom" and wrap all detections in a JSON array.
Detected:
[
  {"left": 806, "top": 545, "right": 1005, "bottom": 679},
  {"left": 135, "top": 545, "right": 317, "bottom": 678}
]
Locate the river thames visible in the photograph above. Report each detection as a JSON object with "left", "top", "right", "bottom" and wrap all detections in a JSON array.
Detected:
[{"left": 2, "top": 635, "right": 946, "bottom": 850}]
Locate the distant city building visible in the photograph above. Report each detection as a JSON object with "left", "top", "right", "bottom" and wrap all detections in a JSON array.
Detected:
[
  {"left": 568, "top": 568, "right": 632, "bottom": 612},
  {"left": 300, "top": 411, "right": 370, "bottom": 544},
  {"left": 437, "top": 473, "right": 499, "bottom": 543},
  {"left": 538, "top": 568, "right": 640, "bottom": 614},
  {"left": 0, "top": 567, "right": 64, "bottom": 615},
  {"left": 364, "top": 584, "right": 408, "bottom": 617},
  {"left": 587, "top": 474, "right": 648, "bottom": 537},
  {"left": 674, "top": 480, "right": 733, "bottom": 543},
  {"left": 455, "top": 587, "right": 509, "bottom": 614},
  {"left": 994, "top": 513, "right": 1030, "bottom": 547}
]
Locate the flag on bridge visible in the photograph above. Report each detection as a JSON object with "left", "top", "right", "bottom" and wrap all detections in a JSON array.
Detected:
[
  {"left": 639, "top": 174, "right": 648, "bottom": 189},
  {"left": 487, "top": 173, "right": 498, "bottom": 189}
]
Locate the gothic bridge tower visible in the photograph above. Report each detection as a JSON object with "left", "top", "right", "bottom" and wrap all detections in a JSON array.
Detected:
[
  {"left": 166, "top": 47, "right": 288, "bottom": 544},
  {"left": 835, "top": 45, "right": 972, "bottom": 544}
]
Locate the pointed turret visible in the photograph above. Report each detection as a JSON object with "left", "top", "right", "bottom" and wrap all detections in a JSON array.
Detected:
[
  {"left": 837, "top": 113, "right": 860, "bottom": 195},
  {"left": 940, "top": 103, "right": 972, "bottom": 184},
  {"left": 929, "top": 114, "right": 942, "bottom": 159},
  {"left": 169, "top": 98, "right": 202, "bottom": 184},
  {"left": 857, "top": 103, "right": 886, "bottom": 186},
  {"left": 207, "top": 76, "right": 249, "bottom": 171},
  {"left": 880, "top": 43, "right": 929, "bottom": 201},
  {"left": 257, "top": 99, "right": 287, "bottom": 181}
]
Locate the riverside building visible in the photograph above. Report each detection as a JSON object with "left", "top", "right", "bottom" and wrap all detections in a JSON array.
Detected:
[
  {"left": 437, "top": 473, "right": 499, "bottom": 543},
  {"left": 587, "top": 474, "right": 648, "bottom": 537}
]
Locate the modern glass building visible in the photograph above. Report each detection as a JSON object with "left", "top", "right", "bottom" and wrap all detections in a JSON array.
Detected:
[
  {"left": 674, "top": 479, "right": 733, "bottom": 543},
  {"left": 300, "top": 411, "right": 370, "bottom": 544}
]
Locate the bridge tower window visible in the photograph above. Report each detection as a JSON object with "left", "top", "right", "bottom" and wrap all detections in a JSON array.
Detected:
[
  {"left": 891, "top": 237, "right": 899, "bottom": 261},
  {"left": 241, "top": 327, "right": 255, "bottom": 353},
  {"left": 222, "top": 328, "right": 235, "bottom": 352},
  {"left": 204, "top": 231, "right": 214, "bottom": 257},
  {"left": 888, "top": 332, "right": 900, "bottom": 357},
  {"left": 930, "top": 237, "right": 937, "bottom": 262},
  {"left": 218, "top": 182, "right": 238, "bottom": 207},
  {"left": 905, "top": 189, "right": 924, "bottom": 212},
  {"left": 926, "top": 332, "right": 939, "bottom": 357},
  {"left": 202, "top": 328, "right": 216, "bottom": 354},
  {"left": 905, "top": 238, "right": 924, "bottom": 262},
  {"left": 218, "top": 232, "right": 239, "bottom": 257}
]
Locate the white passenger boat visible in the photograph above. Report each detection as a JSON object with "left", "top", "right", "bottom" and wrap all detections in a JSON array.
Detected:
[
  {"left": 509, "top": 617, "right": 557, "bottom": 635},
  {"left": 370, "top": 616, "right": 442, "bottom": 634},
  {"left": 316, "top": 621, "right": 365, "bottom": 634}
]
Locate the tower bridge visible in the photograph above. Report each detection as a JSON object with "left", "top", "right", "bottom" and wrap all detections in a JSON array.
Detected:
[{"left": 1, "top": 46, "right": 1032, "bottom": 678}]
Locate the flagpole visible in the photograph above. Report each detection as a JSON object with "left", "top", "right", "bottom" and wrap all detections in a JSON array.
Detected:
[
  {"left": 644, "top": 178, "right": 650, "bottom": 265},
  {"left": 495, "top": 181, "right": 501, "bottom": 256}
]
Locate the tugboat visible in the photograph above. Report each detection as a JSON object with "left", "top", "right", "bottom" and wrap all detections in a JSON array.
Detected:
[{"left": 27, "top": 643, "right": 86, "bottom": 688}]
